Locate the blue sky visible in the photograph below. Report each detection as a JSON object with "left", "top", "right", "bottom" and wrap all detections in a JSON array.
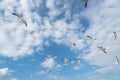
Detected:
[{"left": 0, "top": 0, "right": 120, "bottom": 80}]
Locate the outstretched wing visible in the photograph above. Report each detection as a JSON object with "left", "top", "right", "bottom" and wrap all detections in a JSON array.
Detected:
[
  {"left": 116, "top": 56, "right": 120, "bottom": 63},
  {"left": 12, "top": 13, "right": 20, "bottom": 19},
  {"left": 84, "top": 0, "right": 88, "bottom": 8},
  {"left": 70, "top": 42, "right": 76, "bottom": 46},
  {"left": 114, "top": 35, "right": 117, "bottom": 40},
  {"left": 21, "top": 19, "right": 27, "bottom": 27},
  {"left": 87, "top": 35, "right": 93, "bottom": 40},
  {"left": 102, "top": 50, "right": 107, "bottom": 54}
]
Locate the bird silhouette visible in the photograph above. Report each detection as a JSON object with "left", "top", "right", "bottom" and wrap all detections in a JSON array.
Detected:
[
  {"left": 74, "top": 58, "right": 81, "bottom": 64},
  {"left": 112, "top": 32, "right": 117, "bottom": 40},
  {"left": 115, "top": 56, "right": 120, "bottom": 63},
  {"left": 84, "top": 0, "right": 88, "bottom": 8},
  {"left": 87, "top": 35, "right": 97, "bottom": 41},
  {"left": 46, "top": 55, "right": 57, "bottom": 59},
  {"left": 62, "top": 58, "right": 71, "bottom": 63},
  {"left": 97, "top": 46, "right": 107, "bottom": 54},
  {"left": 12, "top": 13, "right": 27, "bottom": 27},
  {"left": 70, "top": 42, "right": 76, "bottom": 46}
]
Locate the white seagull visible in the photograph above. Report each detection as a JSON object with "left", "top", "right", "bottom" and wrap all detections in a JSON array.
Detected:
[
  {"left": 74, "top": 58, "right": 81, "bottom": 64},
  {"left": 62, "top": 58, "right": 71, "bottom": 63},
  {"left": 46, "top": 55, "right": 57, "bottom": 59},
  {"left": 97, "top": 46, "right": 107, "bottom": 54},
  {"left": 84, "top": 0, "right": 88, "bottom": 8},
  {"left": 115, "top": 56, "right": 120, "bottom": 63},
  {"left": 12, "top": 13, "right": 27, "bottom": 27},
  {"left": 112, "top": 32, "right": 117, "bottom": 40},
  {"left": 70, "top": 42, "right": 76, "bottom": 46},
  {"left": 87, "top": 35, "right": 97, "bottom": 41}
]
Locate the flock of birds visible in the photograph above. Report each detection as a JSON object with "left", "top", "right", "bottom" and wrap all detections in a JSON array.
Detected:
[
  {"left": 70, "top": 32, "right": 119, "bottom": 64},
  {"left": 44, "top": 55, "right": 81, "bottom": 66},
  {"left": 11, "top": 0, "right": 119, "bottom": 72},
  {"left": 43, "top": 31, "right": 119, "bottom": 74}
]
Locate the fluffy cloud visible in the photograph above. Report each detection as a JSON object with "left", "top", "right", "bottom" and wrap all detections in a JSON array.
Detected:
[
  {"left": 0, "top": 0, "right": 85, "bottom": 60},
  {"left": 0, "top": 0, "right": 120, "bottom": 75},
  {"left": 0, "top": 68, "right": 16, "bottom": 80}
]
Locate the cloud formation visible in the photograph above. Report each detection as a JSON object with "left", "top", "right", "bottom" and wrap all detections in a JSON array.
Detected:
[
  {"left": 0, "top": 0, "right": 120, "bottom": 76},
  {"left": 0, "top": 0, "right": 84, "bottom": 60}
]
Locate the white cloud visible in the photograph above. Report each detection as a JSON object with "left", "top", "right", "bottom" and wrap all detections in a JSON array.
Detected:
[
  {"left": 0, "top": 0, "right": 120, "bottom": 75},
  {"left": 0, "top": 0, "right": 85, "bottom": 60},
  {"left": 0, "top": 68, "right": 16, "bottom": 80}
]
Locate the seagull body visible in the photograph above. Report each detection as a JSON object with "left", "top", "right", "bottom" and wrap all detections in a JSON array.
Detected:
[
  {"left": 12, "top": 13, "right": 27, "bottom": 27},
  {"left": 87, "top": 35, "right": 97, "bottom": 41},
  {"left": 70, "top": 42, "right": 76, "bottom": 46},
  {"left": 97, "top": 46, "right": 107, "bottom": 54},
  {"left": 115, "top": 56, "right": 120, "bottom": 63},
  {"left": 84, "top": 0, "right": 88, "bottom": 8},
  {"left": 63, "top": 58, "right": 71, "bottom": 63},
  {"left": 112, "top": 32, "right": 117, "bottom": 40},
  {"left": 46, "top": 55, "right": 57, "bottom": 59},
  {"left": 74, "top": 58, "right": 81, "bottom": 64}
]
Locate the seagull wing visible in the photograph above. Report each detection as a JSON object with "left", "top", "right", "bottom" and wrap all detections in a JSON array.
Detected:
[
  {"left": 77, "top": 60, "right": 81, "bottom": 64},
  {"left": 116, "top": 56, "right": 120, "bottom": 63},
  {"left": 21, "top": 19, "right": 27, "bottom": 27},
  {"left": 12, "top": 13, "right": 20, "bottom": 19},
  {"left": 87, "top": 35, "right": 93, "bottom": 40},
  {"left": 102, "top": 50, "right": 107, "bottom": 54},
  {"left": 114, "top": 35, "right": 117, "bottom": 40},
  {"left": 70, "top": 42, "right": 76, "bottom": 46},
  {"left": 84, "top": 0, "right": 88, "bottom": 8},
  {"left": 12, "top": 13, "right": 27, "bottom": 27},
  {"left": 63, "top": 58, "right": 67, "bottom": 63},
  {"left": 73, "top": 43, "right": 76, "bottom": 46}
]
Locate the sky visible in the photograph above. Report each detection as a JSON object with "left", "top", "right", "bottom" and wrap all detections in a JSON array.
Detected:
[{"left": 0, "top": 0, "right": 120, "bottom": 80}]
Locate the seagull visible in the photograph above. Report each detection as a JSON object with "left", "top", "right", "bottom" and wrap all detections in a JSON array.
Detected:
[
  {"left": 12, "top": 13, "right": 27, "bottom": 27},
  {"left": 112, "top": 32, "right": 117, "bottom": 40},
  {"left": 62, "top": 58, "right": 71, "bottom": 63},
  {"left": 97, "top": 46, "right": 107, "bottom": 54},
  {"left": 115, "top": 56, "right": 120, "bottom": 63},
  {"left": 74, "top": 58, "right": 81, "bottom": 64},
  {"left": 46, "top": 55, "right": 57, "bottom": 59},
  {"left": 87, "top": 35, "right": 97, "bottom": 41},
  {"left": 84, "top": 0, "right": 88, "bottom": 8},
  {"left": 70, "top": 42, "right": 76, "bottom": 46}
]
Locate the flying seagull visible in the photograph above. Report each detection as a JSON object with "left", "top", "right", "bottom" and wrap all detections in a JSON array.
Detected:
[
  {"left": 62, "top": 58, "right": 71, "bottom": 63},
  {"left": 70, "top": 42, "right": 76, "bottom": 46},
  {"left": 12, "top": 13, "right": 27, "bottom": 27},
  {"left": 46, "top": 55, "right": 57, "bottom": 59},
  {"left": 84, "top": 0, "right": 88, "bottom": 8},
  {"left": 97, "top": 46, "right": 107, "bottom": 54},
  {"left": 112, "top": 32, "right": 117, "bottom": 40},
  {"left": 74, "top": 58, "right": 81, "bottom": 64},
  {"left": 115, "top": 56, "right": 120, "bottom": 63},
  {"left": 87, "top": 35, "right": 97, "bottom": 41}
]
